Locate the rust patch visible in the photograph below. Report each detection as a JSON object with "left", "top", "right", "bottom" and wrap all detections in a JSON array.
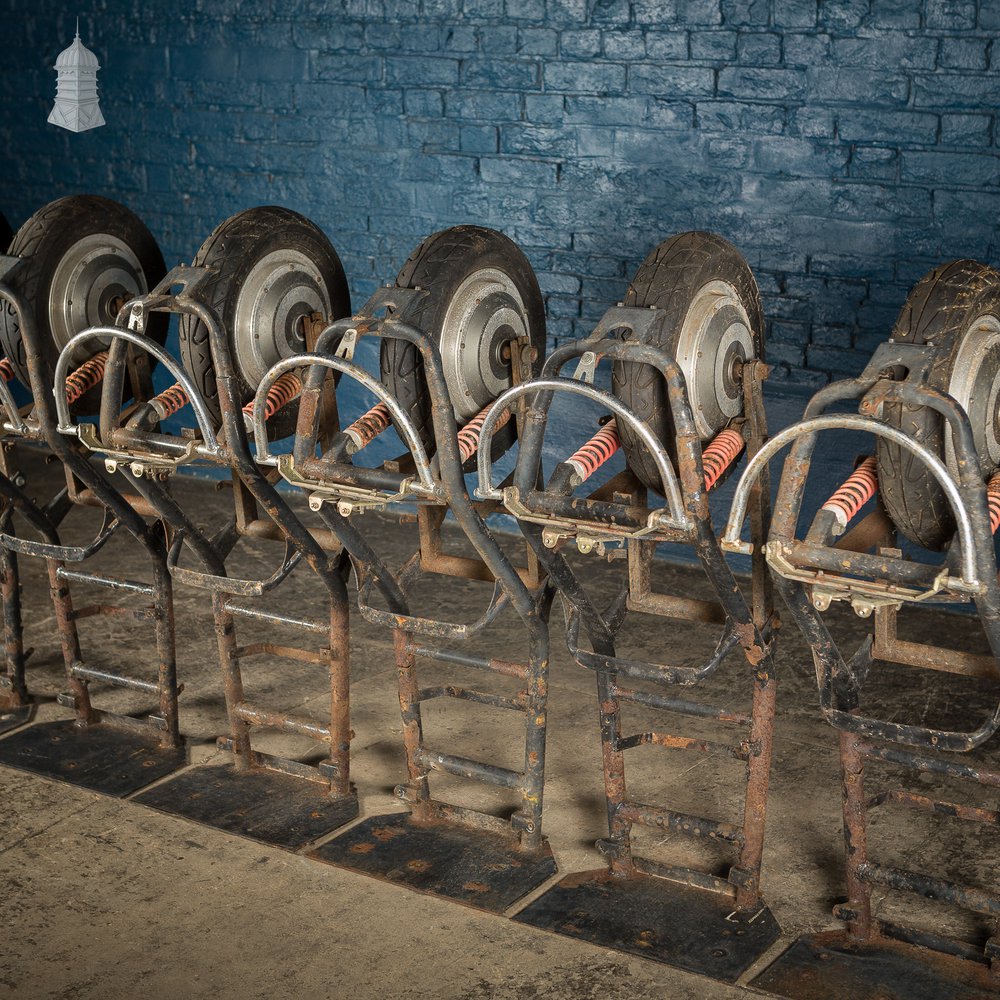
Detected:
[{"left": 371, "top": 825, "right": 404, "bottom": 842}]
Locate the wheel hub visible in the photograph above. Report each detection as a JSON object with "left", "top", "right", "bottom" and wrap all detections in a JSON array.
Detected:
[
  {"left": 439, "top": 268, "right": 528, "bottom": 422},
  {"left": 233, "top": 249, "right": 332, "bottom": 387},
  {"left": 946, "top": 313, "right": 1000, "bottom": 479},
  {"left": 675, "top": 279, "right": 754, "bottom": 440},
  {"left": 49, "top": 233, "right": 146, "bottom": 366}
]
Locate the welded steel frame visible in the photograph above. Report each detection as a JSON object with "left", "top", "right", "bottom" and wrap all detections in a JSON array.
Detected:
[
  {"left": 725, "top": 339, "right": 1000, "bottom": 995},
  {"left": 0, "top": 432, "right": 38, "bottom": 728},
  {"left": 251, "top": 285, "right": 557, "bottom": 906},
  {"left": 0, "top": 256, "right": 189, "bottom": 785},
  {"left": 51, "top": 264, "right": 359, "bottom": 837},
  {"left": 473, "top": 305, "right": 780, "bottom": 979}
]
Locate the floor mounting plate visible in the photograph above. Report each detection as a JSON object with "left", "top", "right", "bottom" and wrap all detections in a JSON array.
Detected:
[
  {"left": 514, "top": 867, "right": 781, "bottom": 983},
  {"left": 310, "top": 811, "right": 557, "bottom": 913},
  {"left": 751, "top": 931, "right": 1000, "bottom": 1000},
  {"left": 134, "top": 762, "right": 360, "bottom": 851},
  {"left": 0, "top": 718, "right": 186, "bottom": 796}
]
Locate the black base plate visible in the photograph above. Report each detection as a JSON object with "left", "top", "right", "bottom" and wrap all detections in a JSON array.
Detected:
[
  {"left": 134, "top": 762, "right": 360, "bottom": 851},
  {"left": 752, "top": 931, "right": 1000, "bottom": 999},
  {"left": 0, "top": 719, "right": 186, "bottom": 796},
  {"left": 514, "top": 868, "right": 781, "bottom": 983},
  {"left": 0, "top": 704, "right": 32, "bottom": 735},
  {"left": 309, "top": 811, "right": 557, "bottom": 913}
]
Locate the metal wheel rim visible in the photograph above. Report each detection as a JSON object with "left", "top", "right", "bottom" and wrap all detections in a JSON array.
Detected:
[
  {"left": 945, "top": 312, "right": 1000, "bottom": 478},
  {"left": 674, "top": 278, "right": 754, "bottom": 440},
  {"left": 49, "top": 233, "right": 146, "bottom": 366},
  {"left": 233, "top": 249, "right": 332, "bottom": 387},
  {"left": 439, "top": 267, "right": 529, "bottom": 422}
]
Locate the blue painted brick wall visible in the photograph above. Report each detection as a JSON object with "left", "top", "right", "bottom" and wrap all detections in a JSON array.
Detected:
[{"left": 0, "top": 1, "right": 998, "bottom": 391}]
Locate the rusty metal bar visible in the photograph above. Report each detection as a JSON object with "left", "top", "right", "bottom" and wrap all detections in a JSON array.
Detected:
[
  {"left": 222, "top": 598, "right": 327, "bottom": 634},
  {"left": 411, "top": 644, "right": 530, "bottom": 680},
  {"left": 234, "top": 642, "right": 326, "bottom": 666},
  {"left": 874, "top": 604, "right": 999, "bottom": 680},
  {"left": 232, "top": 702, "right": 331, "bottom": 741},
  {"left": 858, "top": 740, "right": 1000, "bottom": 787},
  {"left": 56, "top": 567, "right": 155, "bottom": 596},
  {"left": 70, "top": 664, "right": 160, "bottom": 696},
  {"left": 215, "top": 741, "right": 332, "bottom": 785},
  {"left": 615, "top": 731, "right": 750, "bottom": 758},
  {"left": 859, "top": 862, "right": 1000, "bottom": 918},
  {"left": 618, "top": 801, "right": 744, "bottom": 845},
  {"left": 867, "top": 789, "right": 1000, "bottom": 825},
  {"left": 417, "top": 686, "right": 527, "bottom": 711},
  {"left": 414, "top": 747, "right": 524, "bottom": 790},
  {"left": 611, "top": 685, "right": 751, "bottom": 724},
  {"left": 71, "top": 604, "right": 156, "bottom": 622}
]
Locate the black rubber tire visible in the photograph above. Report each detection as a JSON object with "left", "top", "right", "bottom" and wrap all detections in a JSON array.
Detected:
[
  {"left": 0, "top": 211, "right": 12, "bottom": 252},
  {"left": 380, "top": 225, "right": 545, "bottom": 463},
  {"left": 178, "top": 206, "right": 350, "bottom": 440},
  {"left": 876, "top": 260, "right": 1000, "bottom": 551},
  {"left": 610, "top": 231, "right": 763, "bottom": 494},
  {"left": 0, "top": 195, "right": 167, "bottom": 415}
]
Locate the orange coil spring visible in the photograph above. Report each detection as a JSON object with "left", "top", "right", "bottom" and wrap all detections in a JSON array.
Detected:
[
  {"left": 702, "top": 428, "right": 746, "bottom": 491},
  {"left": 0, "top": 358, "right": 15, "bottom": 384},
  {"left": 345, "top": 401, "right": 392, "bottom": 451},
  {"left": 821, "top": 455, "right": 878, "bottom": 526},
  {"left": 64, "top": 351, "right": 109, "bottom": 404},
  {"left": 150, "top": 382, "right": 190, "bottom": 419},
  {"left": 988, "top": 474, "right": 1000, "bottom": 535},
  {"left": 458, "top": 405, "right": 511, "bottom": 464},
  {"left": 567, "top": 419, "right": 620, "bottom": 482},
  {"left": 242, "top": 372, "right": 302, "bottom": 422}
]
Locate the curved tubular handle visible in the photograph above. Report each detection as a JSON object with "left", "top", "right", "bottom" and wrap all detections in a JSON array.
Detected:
[
  {"left": 0, "top": 278, "right": 162, "bottom": 558},
  {"left": 252, "top": 353, "right": 436, "bottom": 494},
  {"left": 475, "top": 378, "right": 688, "bottom": 529},
  {"left": 262, "top": 303, "right": 544, "bottom": 638},
  {"left": 253, "top": 340, "right": 524, "bottom": 639},
  {"left": 166, "top": 530, "right": 302, "bottom": 597},
  {"left": 53, "top": 326, "right": 221, "bottom": 456},
  {"left": 722, "top": 413, "right": 981, "bottom": 590}
]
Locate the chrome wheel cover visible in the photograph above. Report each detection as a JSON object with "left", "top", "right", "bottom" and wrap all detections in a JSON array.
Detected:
[
  {"left": 674, "top": 278, "right": 754, "bottom": 440},
  {"left": 233, "top": 249, "right": 332, "bottom": 387}
]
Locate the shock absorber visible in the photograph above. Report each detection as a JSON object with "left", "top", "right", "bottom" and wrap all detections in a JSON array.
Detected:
[
  {"left": 243, "top": 372, "right": 301, "bottom": 424},
  {"left": 327, "top": 400, "right": 393, "bottom": 460},
  {"left": 988, "top": 471, "right": 1000, "bottom": 535},
  {"left": 548, "top": 419, "right": 621, "bottom": 495},
  {"left": 821, "top": 456, "right": 879, "bottom": 530},
  {"left": 148, "top": 382, "right": 190, "bottom": 421},
  {"left": 457, "top": 404, "right": 511, "bottom": 464},
  {"left": 64, "top": 351, "right": 109, "bottom": 405},
  {"left": 701, "top": 428, "right": 745, "bottom": 491}
]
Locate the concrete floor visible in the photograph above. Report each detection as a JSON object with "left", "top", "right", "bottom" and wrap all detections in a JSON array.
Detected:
[{"left": 1, "top": 449, "right": 998, "bottom": 999}]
